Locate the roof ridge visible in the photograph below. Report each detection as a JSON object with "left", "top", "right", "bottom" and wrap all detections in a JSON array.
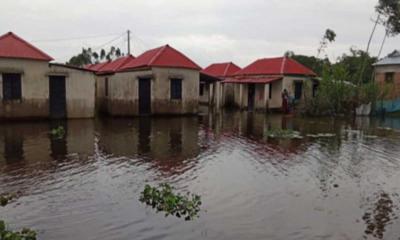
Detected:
[
  {"left": 149, "top": 45, "right": 168, "bottom": 65},
  {"left": 0, "top": 32, "right": 54, "bottom": 61},
  {"left": 223, "top": 62, "right": 231, "bottom": 76},
  {"left": 161, "top": 44, "right": 201, "bottom": 70}
]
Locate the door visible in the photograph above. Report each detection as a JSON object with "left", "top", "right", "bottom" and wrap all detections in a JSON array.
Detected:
[
  {"left": 139, "top": 78, "right": 151, "bottom": 115},
  {"left": 248, "top": 84, "right": 255, "bottom": 111},
  {"left": 294, "top": 81, "right": 303, "bottom": 100},
  {"left": 49, "top": 76, "right": 67, "bottom": 119}
]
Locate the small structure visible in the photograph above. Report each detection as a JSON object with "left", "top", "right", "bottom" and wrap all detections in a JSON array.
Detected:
[
  {"left": 374, "top": 50, "right": 400, "bottom": 99},
  {"left": 0, "top": 32, "right": 96, "bottom": 119},
  {"left": 223, "top": 57, "right": 316, "bottom": 111},
  {"left": 103, "top": 45, "right": 201, "bottom": 116},
  {"left": 201, "top": 62, "right": 241, "bottom": 107},
  {"left": 86, "top": 55, "right": 135, "bottom": 114}
]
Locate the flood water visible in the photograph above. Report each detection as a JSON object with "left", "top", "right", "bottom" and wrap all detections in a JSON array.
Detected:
[{"left": 1, "top": 111, "right": 400, "bottom": 240}]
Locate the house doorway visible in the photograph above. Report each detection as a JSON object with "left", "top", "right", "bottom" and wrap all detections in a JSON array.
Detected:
[
  {"left": 49, "top": 76, "right": 67, "bottom": 119},
  {"left": 248, "top": 84, "right": 255, "bottom": 111},
  {"left": 294, "top": 81, "right": 303, "bottom": 100},
  {"left": 139, "top": 78, "right": 151, "bottom": 115}
]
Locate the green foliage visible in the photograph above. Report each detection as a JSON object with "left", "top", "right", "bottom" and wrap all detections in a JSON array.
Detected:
[
  {"left": 284, "top": 51, "right": 330, "bottom": 76},
  {"left": 0, "top": 220, "right": 37, "bottom": 240},
  {"left": 140, "top": 184, "right": 202, "bottom": 221},
  {"left": 376, "top": 0, "right": 400, "bottom": 36},
  {"left": 305, "top": 64, "right": 357, "bottom": 116},
  {"left": 265, "top": 129, "right": 303, "bottom": 139},
  {"left": 50, "top": 126, "right": 65, "bottom": 139},
  {"left": 0, "top": 194, "right": 16, "bottom": 207},
  {"left": 335, "top": 48, "right": 377, "bottom": 84},
  {"left": 67, "top": 46, "right": 124, "bottom": 67}
]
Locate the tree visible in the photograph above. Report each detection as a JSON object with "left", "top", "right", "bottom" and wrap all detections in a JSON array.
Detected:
[
  {"left": 376, "top": 0, "right": 400, "bottom": 58},
  {"left": 284, "top": 51, "right": 330, "bottom": 76},
  {"left": 66, "top": 46, "right": 124, "bottom": 67},
  {"left": 317, "top": 29, "right": 336, "bottom": 58},
  {"left": 335, "top": 48, "right": 378, "bottom": 84}
]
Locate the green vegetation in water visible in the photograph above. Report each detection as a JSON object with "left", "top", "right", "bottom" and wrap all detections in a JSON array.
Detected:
[
  {"left": 265, "top": 129, "right": 303, "bottom": 139},
  {"left": 0, "top": 193, "right": 16, "bottom": 207},
  {"left": 140, "top": 184, "right": 202, "bottom": 221},
  {"left": 306, "top": 133, "right": 336, "bottom": 138},
  {"left": 0, "top": 220, "right": 37, "bottom": 240},
  {"left": 50, "top": 126, "right": 65, "bottom": 139}
]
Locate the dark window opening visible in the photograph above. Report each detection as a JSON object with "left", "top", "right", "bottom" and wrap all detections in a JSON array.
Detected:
[
  {"left": 200, "top": 83, "right": 204, "bottom": 96},
  {"left": 2, "top": 73, "right": 22, "bottom": 100},
  {"left": 170, "top": 78, "right": 182, "bottom": 100},
  {"left": 294, "top": 81, "right": 303, "bottom": 100},
  {"left": 105, "top": 78, "right": 109, "bottom": 97},
  {"left": 385, "top": 72, "right": 394, "bottom": 83},
  {"left": 268, "top": 84, "right": 272, "bottom": 99}
]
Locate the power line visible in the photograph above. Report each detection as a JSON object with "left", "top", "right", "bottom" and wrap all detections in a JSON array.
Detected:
[
  {"left": 92, "top": 33, "right": 126, "bottom": 51},
  {"left": 32, "top": 32, "right": 123, "bottom": 43}
]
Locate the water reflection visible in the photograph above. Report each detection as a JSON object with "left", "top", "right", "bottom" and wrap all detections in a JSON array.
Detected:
[{"left": 0, "top": 112, "right": 399, "bottom": 240}]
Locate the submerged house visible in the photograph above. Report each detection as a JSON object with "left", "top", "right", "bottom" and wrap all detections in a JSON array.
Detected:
[
  {"left": 102, "top": 45, "right": 201, "bottom": 116},
  {"left": 223, "top": 57, "right": 317, "bottom": 111},
  {"left": 86, "top": 55, "right": 136, "bottom": 114},
  {"left": 374, "top": 50, "right": 400, "bottom": 98},
  {"left": 201, "top": 62, "right": 241, "bottom": 107},
  {"left": 0, "top": 32, "right": 96, "bottom": 119}
]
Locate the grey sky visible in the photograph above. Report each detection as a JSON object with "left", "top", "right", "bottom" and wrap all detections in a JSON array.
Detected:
[{"left": 1, "top": 0, "right": 398, "bottom": 68}]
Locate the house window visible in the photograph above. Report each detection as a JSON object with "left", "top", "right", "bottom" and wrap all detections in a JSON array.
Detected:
[
  {"left": 2, "top": 73, "right": 22, "bottom": 100},
  {"left": 385, "top": 72, "right": 394, "bottom": 83},
  {"left": 170, "top": 78, "right": 182, "bottom": 100},
  {"left": 268, "top": 83, "right": 272, "bottom": 99},
  {"left": 105, "top": 78, "right": 109, "bottom": 97},
  {"left": 200, "top": 83, "right": 204, "bottom": 96}
]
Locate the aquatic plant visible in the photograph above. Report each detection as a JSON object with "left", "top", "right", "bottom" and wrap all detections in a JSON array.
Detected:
[
  {"left": 306, "top": 133, "right": 336, "bottom": 138},
  {"left": 50, "top": 126, "right": 65, "bottom": 139},
  {"left": 265, "top": 129, "right": 303, "bottom": 139},
  {"left": 0, "top": 220, "right": 37, "bottom": 240},
  {"left": 0, "top": 193, "right": 16, "bottom": 207},
  {"left": 140, "top": 184, "right": 202, "bottom": 221}
]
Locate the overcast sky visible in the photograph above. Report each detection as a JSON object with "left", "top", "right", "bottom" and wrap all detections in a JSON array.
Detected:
[{"left": 1, "top": 0, "right": 399, "bottom": 68}]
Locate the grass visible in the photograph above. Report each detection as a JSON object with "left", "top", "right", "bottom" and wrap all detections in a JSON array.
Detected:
[
  {"left": 140, "top": 184, "right": 202, "bottom": 221},
  {"left": 0, "top": 193, "right": 16, "bottom": 207}
]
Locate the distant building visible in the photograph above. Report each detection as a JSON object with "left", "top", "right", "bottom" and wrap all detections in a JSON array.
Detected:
[
  {"left": 90, "top": 45, "right": 201, "bottom": 116},
  {"left": 86, "top": 55, "right": 135, "bottom": 114},
  {"left": 374, "top": 50, "right": 400, "bottom": 98},
  {"left": 201, "top": 62, "right": 241, "bottom": 107},
  {"left": 0, "top": 32, "right": 96, "bottom": 119},
  {"left": 223, "top": 57, "right": 317, "bottom": 111}
]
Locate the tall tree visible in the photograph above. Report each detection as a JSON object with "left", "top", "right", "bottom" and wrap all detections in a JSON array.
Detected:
[{"left": 67, "top": 46, "right": 124, "bottom": 67}]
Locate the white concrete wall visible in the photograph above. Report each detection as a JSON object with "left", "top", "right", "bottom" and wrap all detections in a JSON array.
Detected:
[
  {"left": 48, "top": 65, "right": 96, "bottom": 118},
  {"left": 0, "top": 58, "right": 96, "bottom": 119},
  {"left": 108, "top": 67, "right": 199, "bottom": 116}
]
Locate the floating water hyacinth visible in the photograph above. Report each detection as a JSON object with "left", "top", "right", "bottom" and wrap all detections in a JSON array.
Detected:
[
  {"left": 265, "top": 129, "right": 303, "bottom": 139},
  {"left": 0, "top": 193, "right": 16, "bottom": 207},
  {"left": 140, "top": 184, "right": 202, "bottom": 221},
  {"left": 306, "top": 133, "right": 336, "bottom": 138},
  {"left": 50, "top": 126, "right": 65, "bottom": 139},
  {"left": 0, "top": 220, "right": 37, "bottom": 240}
]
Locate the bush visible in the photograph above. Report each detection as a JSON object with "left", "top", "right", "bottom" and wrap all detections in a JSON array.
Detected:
[{"left": 0, "top": 220, "right": 37, "bottom": 240}]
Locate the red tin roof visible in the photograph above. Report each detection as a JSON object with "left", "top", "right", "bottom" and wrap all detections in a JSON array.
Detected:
[
  {"left": 223, "top": 76, "right": 283, "bottom": 84},
  {"left": 85, "top": 55, "right": 135, "bottom": 73},
  {"left": 97, "top": 55, "right": 135, "bottom": 73},
  {"left": 120, "top": 45, "right": 201, "bottom": 71},
  {"left": 0, "top": 32, "right": 53, "bottom": 61},
  {"left": 202, "top": 62, "right": 241, "bottom": 78},
  {"left": 236, "top": 57, "right": 316, "bottom": 76}
]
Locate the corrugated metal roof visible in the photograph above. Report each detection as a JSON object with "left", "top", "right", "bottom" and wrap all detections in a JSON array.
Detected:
[
  {"left": 223, "top": 76, "right": 283, "bottom": 84},
  {"left": 202, "top": 62, "right": 241, "bottom": 78},
  {"left": 119, "top": 45, "right": 201, "bottom": 71},
  {"left": 85, "top": 55, "right": 135, "bottom": 74},
  {"left": 0, "top": 32, "right": 53, "bottom": 61},
  {"left": 374, "top": 50, "right": 400, "bottom": 66},
  {"left": 235, "top": 57, "right": 316, "bottom": 76}
]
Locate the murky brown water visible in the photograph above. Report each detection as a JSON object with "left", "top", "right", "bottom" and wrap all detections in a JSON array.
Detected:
[{"left": 1, "top": 111, "right": 400, "bottom": 240}]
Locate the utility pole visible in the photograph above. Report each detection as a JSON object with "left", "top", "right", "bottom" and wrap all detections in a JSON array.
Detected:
[{"left": 127, "top": 30, "right": 131, "bottom": 55}]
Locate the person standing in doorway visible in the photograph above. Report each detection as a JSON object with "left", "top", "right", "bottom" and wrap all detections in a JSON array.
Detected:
[{"left": 282, "top": 89, "right": 289, "bottom": 114}]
